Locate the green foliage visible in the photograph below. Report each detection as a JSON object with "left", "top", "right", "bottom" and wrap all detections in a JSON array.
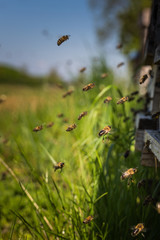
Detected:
[
  {"left": 0, "top": 65, "right": 63, "bottom": 86},
  {"left": 0, "top": 61, "right": 160, "bottom": 239},
  {"left": 88, "top": 0, "right": 152, "bottom": 54}
]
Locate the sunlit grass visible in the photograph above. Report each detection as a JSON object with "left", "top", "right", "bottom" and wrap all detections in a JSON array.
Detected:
[{"left": 0, "top": 66, "right": 160, "bottom": 240}]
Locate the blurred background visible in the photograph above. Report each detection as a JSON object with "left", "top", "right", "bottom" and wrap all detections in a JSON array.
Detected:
[{"left": 0, "top": 0, "right": 151, "bottom": 83}]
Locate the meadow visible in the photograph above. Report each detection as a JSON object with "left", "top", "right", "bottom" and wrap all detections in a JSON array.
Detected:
[{"left": 0, "top": 63, "right": 160, "bottom": 240}]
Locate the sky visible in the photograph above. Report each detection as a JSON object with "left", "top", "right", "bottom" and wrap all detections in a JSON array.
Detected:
[{"left": 0, "top": 0, "right": 127, "bottom": 81}]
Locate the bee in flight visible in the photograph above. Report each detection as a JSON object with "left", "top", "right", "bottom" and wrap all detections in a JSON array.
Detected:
[
  {"left": 124, "top": 150, "right": 130, "bottom": 159},
  {"left": 66, "top": 124, "right": 76, "bottom": 131},
  {"left": 62, "top": 90, "right": 74, "bottom": 98},
  {"left": 139, "top": 74, "right": 148, "bottom": 84},
  {"left": 131, "top": 223, "right": 145, "bottom": 237},
  {"left": 99, "top": 125, "right": 111, "bottom": 137},
  {"left": 121, "top": 168, "right": 137, "bottom": 185},
  {"left": 54, "top": 162, "right": 64, "bottom": 172},
  {"left": 83, "top": 215, "right": 94, "bottom": 224},
  {"left": 130, "top": 90, "right": 139, "bottom": 96},
  {"left": 101, "top": 73, "right": 108, "bottom": 79},
  {"left": 116, "top": 43, "right": 123, "bottom": 49},
  {"left": 152, "top": 111, "right": 160, "bottom": 119},
  {"left": 33, "top": 125, "right": 43, "bottom": 132},
  {"left": 57, "top": 113, "right": 64, "bottom": 118},
  {"left": 80, "top": 67, "right": 86, "bottom": 73},
  {"left": 104, "top": 96, "right": 112, "bottom": 103},
  {"left": 78, "top": 111, "right": 88, "bottom": 120},
  {"left": 143, "top": 195, "right": 154, "bottom": 206},
  {"left": 46, "top": 122, "right": 54, "bottom": 128},
  {"left": 82, "top": 83, "right": 95, "bottom": 91},
  {"left": 117, "top": 96, "right": 128, "bottom": 104},
  {"left": 57, "top": 35, "right": 70, "bottom": 46},
  {"left": 117, "top": 62, "right": 124, "bottom": 68}
]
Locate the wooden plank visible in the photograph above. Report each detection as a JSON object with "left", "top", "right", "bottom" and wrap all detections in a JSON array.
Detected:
[
  {"left": 154, "top": 45, "right": 160, "bottom": 64},
  {"left": 141, "top": 146, "right": 160, "bottom": 167},
  {"left": 144, "top": 130, "right": 160, "bottom": 161},
  {"left": 135, "top": 130, "right": 144, "bottom": 151}
]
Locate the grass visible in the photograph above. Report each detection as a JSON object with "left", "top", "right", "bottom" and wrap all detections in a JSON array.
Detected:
[{"left": 0, "top": 66, "right": 160, "bottom": 240}]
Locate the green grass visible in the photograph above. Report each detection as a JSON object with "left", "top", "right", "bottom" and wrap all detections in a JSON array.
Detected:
[{"left": 0, "top": 66, "right": 160, "bottom": 240}]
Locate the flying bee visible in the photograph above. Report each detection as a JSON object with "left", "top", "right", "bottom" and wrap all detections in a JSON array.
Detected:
[
  {"left": 117, "top": 62, "right": 124, "bottom": 68},
  {"left": 78, "top": 111, "right": 88, "bottom": 120},
  {"left": 128, "top": 96, "right": 135, "bottom": 102},
  {"left": 62, "top": 90, "right": 74, "bottom": 98},
  {"left": 116, "top": 43, "right": 123, "bottom": 49},
  {"left": 83, "top": 215, "right": 94, "bottom": 224},
  {"left": 117, "top": 96, "right": 128, "bottom": 104},
  {"left": 33, "top": 125, "right": 43, "bottom": 132},
  {"left": 57, "top": 113, "right": 64, "bottom": 118},
  {"left": 46, "top": 122, "right": 54, "bottom": 128},
  {"left": 57, "top": 35, "right": 70, "bottom": 46},
  {"left": 121, "top": 168, "right": 137, "bottom": 185},
  {"left": 54, "top": 162, "right": 64, "bottom": 172},
  {"left": 124, "top": 150, "right": 130, "bottom": 159},
  {"left": 143, "top": 195, "right": 154, "bottom": 206},
  {"left": 66, "top": 124, "right": 76, "bottom": 131},
  {"left": 130, "top": 90, "right": 139, "bottom": 96},
  {"left": 99, "top": 125, "right": 111, "bottom": 137},
  {"left": 152, "top": 111, "right": 160, "bottom": 119},
  {"left": 139, "top": 74, "right": 148, "bottom": 84},
  {"left": 82, "top": 83, "right": 95, "bottom": 91},
  {"left": 137, "top": 179, "right": 146, "bottom": 189},
  {"left": 104, "top": 96, "right": 112, "bottom": 103},
  {"left": 101, "top": 73, "right": 108, "bottom": 79},
  {"left": 156, "top": 202, "right": 160, "bottom": 214},
  {"left": 131, "top": 223, "right": 145, "bottom": 237},
  {"left": 63, "top": 118, "right": 68, "bottom": 123},
  {"left": 80, "top": 67, "right": 86, "bottom": 73},
  {"left": 123, "top": 117, "right": 130, "bottom": 122}
]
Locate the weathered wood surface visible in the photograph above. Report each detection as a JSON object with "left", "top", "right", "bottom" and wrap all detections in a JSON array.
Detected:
[
  {"left": 135, "top": 130, "right": 144, "bottom": 151},
  {"left": 141, "top": 146, "right": 160, "bottom": 167},
  {"left": 144, "top": 130, "right": 160, "bottom": 162}
]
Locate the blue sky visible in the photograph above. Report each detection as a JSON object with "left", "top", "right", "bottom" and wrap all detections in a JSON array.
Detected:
[{"left": 0, "top": 0, "right": 127, "bottom": 80}]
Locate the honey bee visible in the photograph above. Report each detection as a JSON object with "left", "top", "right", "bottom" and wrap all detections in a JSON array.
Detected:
[
  {"left": 124, "top": 150, "right": 130, "bottom": 158},
  {"left": 62, "top": 90, "right": 74, "bottom": 98},
  {"left": 80, "top": 67, "right": 86, "bottom": 73},
  {"left": 78, "top": 111, "right": 88, "bottom": 120},
  {"left": 121, "top": 168, "right": 137, "bottom": 184},
  {"left": 57, "top": 35, "right": 70, "bottom": 46},
  {"left": 143, "top": 195, "right": 154, "bottom": 206},
  {"left": 46, "top": 122, "right": 54, "bottom": 128},
  {"left": 33, "top": 125, "right": 43, "bottom": 132},
  {"left": 99, "top": 125, "right": 111, "bottom": 137},
  {"left": 54, "top": 162, "right": 64, "bottom": 172},
  {"left": 104, "top": 96, "right": 112, "bottom": 103},
  {"left": 137, "top": 179, "right": 146, "bottom": 189},
  {"left": 117, "top": 62, "right": 124, "bottom": 68},
  {"left": 123, "top": 117, "right": 130, "bottom": 122},
  {"left": 83, "top": 215, "right": 94, "bottom": 224},
  {"left": 156, "top": 202, "right": 160, "bottom": 214},
  {"left": 117, "top": 96, "right": 128, "bottom": 104},
  {"left": 130, "top": 91, "right": 139, "bottom": 96},
  {"left": 116, "top": 43, "right": 123, "bottom": 49},
  {"left": 152, "top": 111, "right": 160, "bottom": 119},
  {"left": 139, "top": 74, "right": 148, "bottom": 84},
  {"left": 57, "top": 113, "right": 64, "bottom": 118},
  {"left": 128, "top": 96, "right": 135, "bottom": 102},
  {"left": 66, "top": 124, "right": 76, "bottom": 131},
  {"left": 131, "top": 223, "right": 145, "bottom": 237},
  {"left": 82, "top": 83, "right": 95, "bottom": 91},
  {"left": 63, "top": 118, "right": 68, "bottom": 123},
  {"left": 101, "top": 73, "right": 108, "bottom": 79}
]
